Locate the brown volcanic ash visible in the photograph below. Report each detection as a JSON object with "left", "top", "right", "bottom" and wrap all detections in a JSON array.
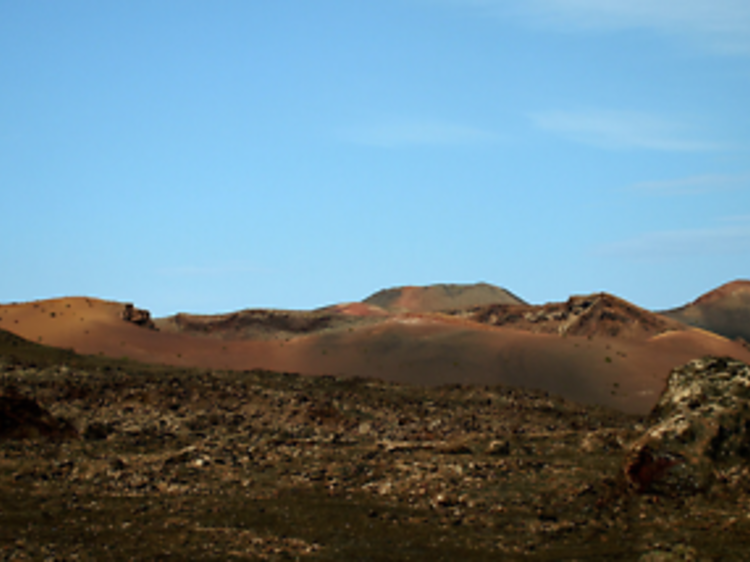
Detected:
[
  {"left": 2, "top": 291, "right": 750, "bottom": 415},
  {"left": 660, "top": 280, "right": 750, "bottom": 342},
  {"left": 362, "top": 282, "right": 526, "bottom": 313},
  {"left": 452, "top": 292, "right": 686, "bottom": 339}
]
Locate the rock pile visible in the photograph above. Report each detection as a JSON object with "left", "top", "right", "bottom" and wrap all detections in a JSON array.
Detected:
[
  {"left": 121, "top": 303, "right": 156, "bottom": 329},
  {"left": 625, "top": 356, "right": 750, "bottom": 494}
]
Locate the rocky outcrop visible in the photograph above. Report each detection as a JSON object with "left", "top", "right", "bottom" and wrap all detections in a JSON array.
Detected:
[
  {"left": 155, "top": 309, "right": 338, "bottom": 339},
  {"left": 0, "top": 388, "right": 77, "bottom": 440},
  {"left": 457, "top": 293, "right": 682, "bottom": 339},
  {"left": 121, "top": 303, "right": 156, "bottom": 330},
  {"left": 624, "top": 356, "right": 750, "bottom": 494}
]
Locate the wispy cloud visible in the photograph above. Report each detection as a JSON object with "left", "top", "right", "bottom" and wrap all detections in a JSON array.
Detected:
[
  {"left": 626, "top": 173, "right": 750, "bottom": 195},
  {"left": 157, "top": 262, "right": 271, "bottom": 277},
  {"left": 593, "top": 225, "right": 750, "bottom": 260},
  {"left": 340, "top": 119, "right": 501, "bottom": 148},
  {"left": 720, "top": 214, "right": 750, "bottom": 223},
  {"left": 530, "top": 110, "right": 721, "bottom": 151},
  {"left": 440, "top": 0, "right": 750, "bottom": 55}
]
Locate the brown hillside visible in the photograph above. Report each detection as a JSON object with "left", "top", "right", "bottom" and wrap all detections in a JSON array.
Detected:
[
  {"left": 3, "top": 295, "right": 750, "bottom": 415},
  {"left": 661, "top": 280, "right": 750, "bottom": 342}
]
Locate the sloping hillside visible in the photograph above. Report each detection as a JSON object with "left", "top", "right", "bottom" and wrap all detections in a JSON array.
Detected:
[
  {"left": 661, "top": 280, "right": 750, "bottom": 342},
  {"left": 3, "top": 293, "right": 750, "bottom": 415}
]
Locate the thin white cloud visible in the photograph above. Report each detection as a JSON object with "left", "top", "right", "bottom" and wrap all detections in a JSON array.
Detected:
[
  {"left": 626, "top": 173, "right": 750, "bottom": 195},
  {"left": 720, "top": 214, "right": 750, "bottom": 223},
  {"left": 594, "top": 225, "right": 750, "bottom": 260},
  {"left": 439, "top": 0, "right": 750, "bottom": 55},
  {"left": 340, "top": 119, "right": 501, "bottom": 148},
  {"left": 157, "top": 262, "right": 271, "bottom": 277},
  {"left": 531, "top": 110, "right": 721, "bottom": 151}
]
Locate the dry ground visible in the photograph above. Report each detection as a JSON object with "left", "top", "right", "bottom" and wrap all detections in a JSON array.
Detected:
[
  {"left": 2, "top": 332, "right": 750, "bottom": 560},
  {"left": 2, "top": 296, "right": 750, "bottom": 415}
]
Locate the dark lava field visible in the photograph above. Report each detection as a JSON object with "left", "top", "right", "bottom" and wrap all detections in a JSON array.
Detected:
[{"left": 2, "top": 329, "right": 750, "bottom": 561}]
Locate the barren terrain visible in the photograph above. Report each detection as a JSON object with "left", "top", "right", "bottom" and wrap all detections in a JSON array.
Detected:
[
  {"left": 2, "top": 282, "right": 750, "bottom": 559},
  {"left": 3, "top": 330, "right": 750, "bottom": 560},
  {"left": 2, "top": 283, "right": 749, "bottom": 415}
]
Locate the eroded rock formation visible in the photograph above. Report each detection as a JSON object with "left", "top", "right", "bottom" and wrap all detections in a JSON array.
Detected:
[
  {"left": 625, "top": 356, "right": 750, "bottom": 494},
  {"left": 121, "top": 303, "right": 156, "bottom": 330},
  {"left": 456, "top": 293, "right": 681, "bottom": 339}
]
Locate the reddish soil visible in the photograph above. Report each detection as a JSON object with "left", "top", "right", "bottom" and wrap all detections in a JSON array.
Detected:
[
  {"left": 362, "top": 283, "right": 525, "bottom": 313},
  {"left": 2, "top": 292, "right": 750, "bottom": 415}
]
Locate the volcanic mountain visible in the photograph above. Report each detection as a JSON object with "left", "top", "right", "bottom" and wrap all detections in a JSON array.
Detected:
[
  {"left": 1, "top": 285, "right": 749, "bottom": 415},
  {"left": 449, "top": 292, "right": 686, "bottom": 339},
  {"left": 661, "top": 280, "right": 750, "bottom": 343},
  {"left": 362, "top": 282, "right": 526, "bottom": 313}
]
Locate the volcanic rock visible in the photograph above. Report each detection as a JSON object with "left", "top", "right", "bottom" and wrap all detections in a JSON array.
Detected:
[
  {"left": 0, "top": 388, "right": 77, "bottom": 440},
  {"left": 155, "top": 309, "right": 339, "bottom": 339},
  {"left": 456, "top": 292, "right": 682, "bottom": 339},
  {"left": 486, "top": 439, "right": 511, "bottom": 455},
  {"left": 122, "top": 303, "right": 156, "bottom": 330},
  {"left": 625, "top": 356, "right": 750, "bottom": 494}
]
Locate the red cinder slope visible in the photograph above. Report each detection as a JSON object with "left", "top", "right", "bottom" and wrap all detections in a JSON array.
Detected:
[{"left": 2, "top": 293, "right": 750, "bottom": 415}]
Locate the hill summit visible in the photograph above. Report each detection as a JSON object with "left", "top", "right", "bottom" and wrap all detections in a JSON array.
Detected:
[
  {"left": 362, "top": 282, "right": 525, "bottom": 313},
  {"left": 661, "top": 280, "right": 750, "bottom": 342}
]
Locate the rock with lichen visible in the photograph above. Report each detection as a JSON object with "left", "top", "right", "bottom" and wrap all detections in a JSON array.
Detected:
[{"left": 625, "top": 356, "right": 750, "bottom": 494}]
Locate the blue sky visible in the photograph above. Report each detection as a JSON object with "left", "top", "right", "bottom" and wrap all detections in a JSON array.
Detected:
[{"left": 1, "top": 0, "right": 749, "bottom": 316}]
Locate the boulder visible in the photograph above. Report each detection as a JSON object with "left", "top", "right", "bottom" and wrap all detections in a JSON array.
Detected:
[
  {"left": 121, "top": 303, "right": 156, "bottom": 329},
  {"left": 625, "top": 356, "right": 750, "bottom": 494},
  {"left": 0, "top": 388, "right": 77, "bottom": 440},
  {"left": 486, "top": 439, "right": 511, "bottom": 456}
]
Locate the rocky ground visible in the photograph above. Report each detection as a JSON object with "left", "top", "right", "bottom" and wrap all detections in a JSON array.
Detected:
[
  {"left": 2, "top": 334, "right": 750, "bottom": 560},
  {"left": 152, "top": 308, "right": 381, "bottom": 341},
  {"left": 447, "top": 293, "right": 683, "bottom": 339}
]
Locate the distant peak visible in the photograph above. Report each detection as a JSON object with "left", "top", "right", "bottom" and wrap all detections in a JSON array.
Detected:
[
  {"left": 693, "top": 280, "right": 750, "bottom": 306},
  {"left": 362, "top": 282, "right": 526, "bottom": 313}
]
